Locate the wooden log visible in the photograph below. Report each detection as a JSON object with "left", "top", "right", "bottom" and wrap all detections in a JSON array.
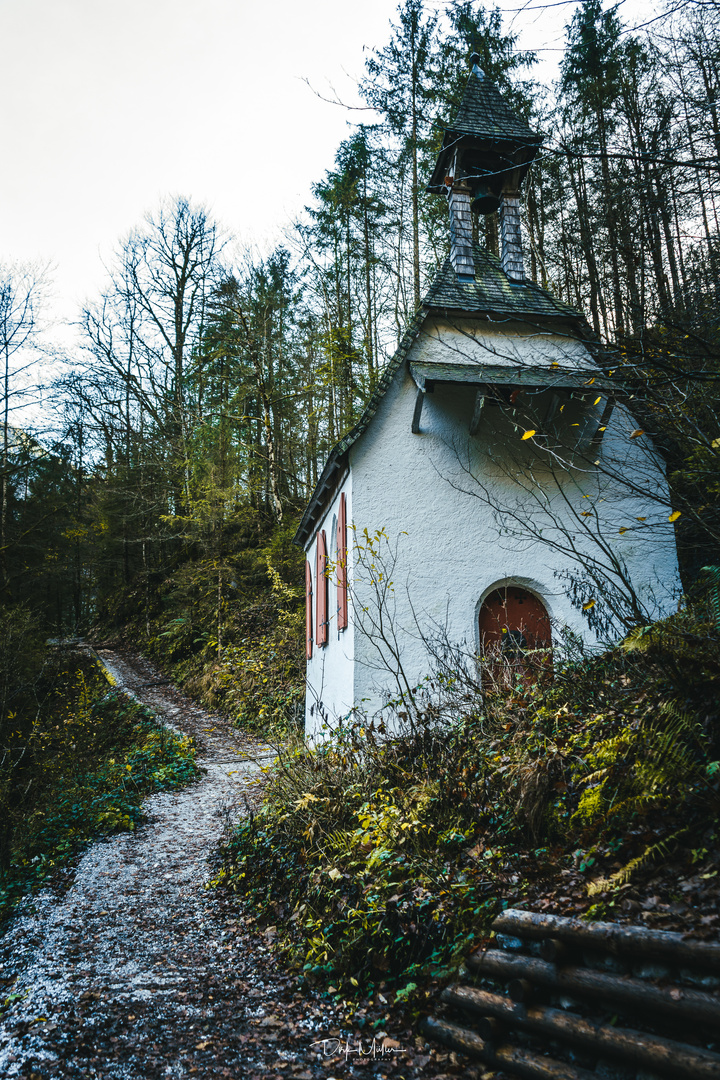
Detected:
[
  {"left": 421, "top": 1014, "right": 488, "bottom": 1060},
  {"left": 493, "top": 908, "right": 720, "bottom": 970},
  {"left": 467, "top": 947, "right": 720, "bottom": 1031},
  {"left": 442, "top": 984, "right": 720, "bottom": 1079},
  {"left": 422, "top": 1015, "right": 599, "bottom": 1080}
]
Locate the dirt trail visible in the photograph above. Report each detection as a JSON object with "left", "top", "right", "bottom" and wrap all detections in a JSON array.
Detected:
[{"left": 0, "top": 650, "right": 456, "bottom": 1080}]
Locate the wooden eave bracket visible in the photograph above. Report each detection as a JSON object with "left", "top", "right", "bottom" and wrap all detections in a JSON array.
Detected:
[
  {"left": 589, "top": 396, "right": 616, "bottom": 445},
  {"left": 412, "top": 387, "right": 426, "bottom": 434},
  {"left": 469, "top": 390, "right": 485, "bottom": 436},
  {"left": 411, "top": 366, "right": 432, "bottom": 434}
]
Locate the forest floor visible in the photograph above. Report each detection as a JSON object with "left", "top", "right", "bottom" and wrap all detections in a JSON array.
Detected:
[{"left": 0, "top": 649, "right": 469, "bottom": 1080}]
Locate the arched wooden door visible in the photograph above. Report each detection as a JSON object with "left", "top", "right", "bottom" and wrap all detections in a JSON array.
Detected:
[{"left": 479, "top": 586, "right": 552, "bottom": 689}]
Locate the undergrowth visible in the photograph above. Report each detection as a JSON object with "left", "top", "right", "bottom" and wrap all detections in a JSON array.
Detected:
[
  {"left": 219, "top": 608, "right": 720, "bottom": 1005},
  {"left": 104, "top": 518, "right": 305, "bottom": 741},
  {"left": 0, "top": 648, "right": 198, "bottom": 925}
]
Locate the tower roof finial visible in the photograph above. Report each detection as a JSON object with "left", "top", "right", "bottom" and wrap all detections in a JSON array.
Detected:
[{"left": 469, "top": 52, "right": 484, "bottom": 78}]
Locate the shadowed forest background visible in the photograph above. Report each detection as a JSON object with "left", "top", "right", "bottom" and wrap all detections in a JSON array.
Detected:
[
  {"left": 4, "top": 0, "right": 719, "bottom": 657},
  {"left": 2, "top": 0, "right": 720, "bottom": 984}
]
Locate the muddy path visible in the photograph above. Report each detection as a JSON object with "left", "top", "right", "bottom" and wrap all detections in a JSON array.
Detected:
[{"left": 0, "top": 649, "right": 459, "bottom": 1080}]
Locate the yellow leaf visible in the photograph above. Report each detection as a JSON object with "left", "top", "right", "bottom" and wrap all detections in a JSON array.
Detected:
[
  {"left": 521, "top": 430, "right": 536, "bottom": 440},
  {"left": 551, "top": 361, "right": 560, "bottom": 368},
  {"left": 630, "top": 429, "right": 644, "bottom": 439},
  {"left": 585, "top": 377, "right": 596, "bottom": 385},
  {"left": 598, "top": 426, "right": 607, "bottom": 431},
  {"left": 618, "top": 527, "right": 628, "bottom": 534},
  {"left": 328, "top": 868, "right": 342, "bottom": 881},
  {"left": 593, "top": 396, "right": 602, "bottom": 405},
  {"left": 712, "top": 437, "right": 720, "bottom": 448},
  {"left": 581, "top": 511, "right": 592, "bottom": 516},
  {"left": 636, "top": 516, "right": 646, "bottom": 522},
  {"left": 669, "top": 510, "right": 681, "bottom": 522},
  {"left": 583, "top": 600, "right": 596, "bottom": 610}
]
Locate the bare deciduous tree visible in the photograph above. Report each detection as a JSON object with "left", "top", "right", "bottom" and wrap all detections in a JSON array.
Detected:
[{"left": 0, "top": 262, "right": 51, "bottom": 591}]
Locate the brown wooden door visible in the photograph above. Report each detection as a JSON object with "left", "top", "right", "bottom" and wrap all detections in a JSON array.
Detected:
[{"left": 479, "top": 586, "right": 552, "bottom": 689}]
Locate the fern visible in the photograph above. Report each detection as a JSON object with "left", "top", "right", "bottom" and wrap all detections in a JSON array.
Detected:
[
  {"left": 640, "top": 701, "right": 703, "bottom": 786},
  {"left": 320, "top": 829, "right": 356, "bottom": 856},
  {"left": 700, "top": 566, "right": 720, "bottom": 629},
  {"left": 587, "top": 827, "right": 690, "bottom": 895}
]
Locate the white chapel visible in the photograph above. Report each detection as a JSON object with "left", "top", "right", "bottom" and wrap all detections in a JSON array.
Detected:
[{"left": 294, "top": 56, "right": 682, "bottom": 735}]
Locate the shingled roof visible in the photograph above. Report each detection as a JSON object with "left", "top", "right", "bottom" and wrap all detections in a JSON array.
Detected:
[
  {"left": 447, "top": 65, "right": 540, "bottom": 144},
  {"left": 293, "top": 251, "right": 589, "bottom": 548},
  {"left": 425, "top": 243, "right": 583, "bottom": 321}
]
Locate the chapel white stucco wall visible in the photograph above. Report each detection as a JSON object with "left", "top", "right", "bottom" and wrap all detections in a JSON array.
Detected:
[
  {"left": 304, "top": 476, "right": 355, "bottom": 738},
  {"left": 335, "top": 317, "right": 683, "bottom": 721}
]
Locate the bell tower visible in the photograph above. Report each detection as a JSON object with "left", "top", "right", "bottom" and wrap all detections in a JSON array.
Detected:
[{"left": 427, "top": 54, "right": 542, "bottom": 283}]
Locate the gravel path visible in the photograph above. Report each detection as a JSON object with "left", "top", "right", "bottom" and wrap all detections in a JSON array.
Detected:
[{"left": 0, "top": 650, "right": 460, "bottom": 1080}]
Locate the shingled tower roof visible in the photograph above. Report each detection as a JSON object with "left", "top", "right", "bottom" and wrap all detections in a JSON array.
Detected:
[{"left": 447, "top": 62, "right": 539, "bottom": 142}]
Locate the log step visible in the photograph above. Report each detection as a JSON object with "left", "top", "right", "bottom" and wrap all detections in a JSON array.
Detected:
[
  {"left": 443, "top": 984, "right": 720, "bottom": 1080},
  {"left": 422, "top": 1015, "right": 599, "bottom": 1080},
  {"left": 467, "top": 946, "right": 720, "bottom": 1030},
  {"left": 493, "top": 907, "right": 720, "bottom": 970},
  {"left": 422, "top": 908, "right": 720, "bottom": 1080}
]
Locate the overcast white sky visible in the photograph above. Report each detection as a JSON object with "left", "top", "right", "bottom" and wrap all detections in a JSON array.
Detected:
[{"left": 1, "top": 0, "right": 653, "bottom": 344}]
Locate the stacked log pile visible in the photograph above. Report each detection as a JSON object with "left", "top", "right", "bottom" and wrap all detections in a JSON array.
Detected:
[{"left": 423, "top": 908, "right": 720, "bottom": 1079}]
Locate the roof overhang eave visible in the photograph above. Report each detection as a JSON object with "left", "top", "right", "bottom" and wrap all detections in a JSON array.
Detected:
[
  {"left": 293, "top": 451, "right": 348, "bottom": 550},
  {"left": 424, "top": 302, "right": 591, "bottom": 335}
]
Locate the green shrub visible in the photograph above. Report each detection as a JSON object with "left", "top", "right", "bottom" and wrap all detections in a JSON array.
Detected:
[{"left": 220, "top": 608, "right": 720, "bottom": 1000}]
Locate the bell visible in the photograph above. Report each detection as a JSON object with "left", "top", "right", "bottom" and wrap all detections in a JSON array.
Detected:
[{"left": 471, "top": 184, "right": 501, "bottom": 215}]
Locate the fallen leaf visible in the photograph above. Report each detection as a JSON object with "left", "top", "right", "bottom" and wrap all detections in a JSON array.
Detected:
[
  {"left": 521, "top": 430, "right": 536, "bottom": 441},
  {"left": 630, "top": 429, "right": 644, "bottom": 439}
]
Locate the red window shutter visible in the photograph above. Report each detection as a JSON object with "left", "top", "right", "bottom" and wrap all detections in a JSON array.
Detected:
[
  {"left": 305, "top": 560, "right": 313, "bottom": 660},
  {"left": 336, "top": 492, "right": 348, "bottom": 630},
  {"left": 316, "top": 530, "right": 328, "bottom": 647}
]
